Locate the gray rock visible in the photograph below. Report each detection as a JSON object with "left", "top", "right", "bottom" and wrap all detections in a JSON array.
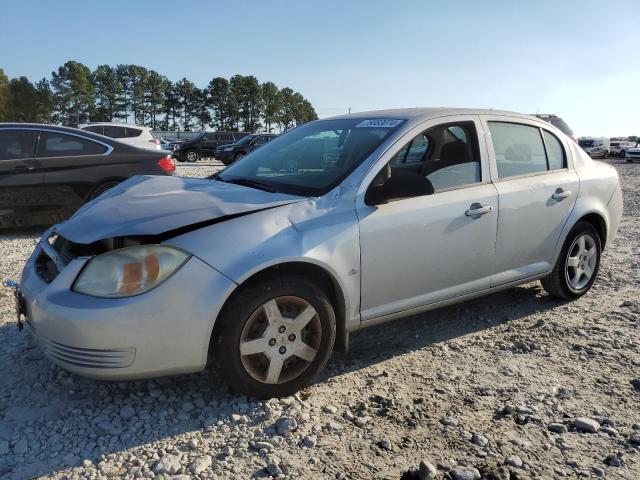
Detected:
[
  {"left": 440, "top": 416, "right": 458, "bottom": 426},
  {"left": 548, "top": 423, "right": 568, "bottom": 434},
  {"left": 302, "top": 435, "right": 317, "bottom": 448},
  {"left": 323, "top": 405, "right": 338, "bottom": 414},
  {"left": 574, "top": 417, "right": 600, "bottom": 433},
  {"left": 505, "top": 455, "right": 523, "bottom": 468},
  {"left": 450, "top": 465, "right": 481, "bottom": 480},
  {"left": 629, "top": 433, "right": 640, "bottom": 445},
  {"left": 471, "top": 433, "right": 488, "bottom": 447},
  {"left": 592, "top": 466, "right": 605, "bottom": 477},
  {"left": 275, "top": 416, "right": 297, "bottom": 434},
  {"left": 605, "top": 453, "right": 623, "bottom": 467},
  {"left": 154, "top": 454, "right": 182, "bottom": 475},
  {"left": 221, "top": 445, "right": 234, "bottom": 456},
  {"left": 379, "top": 438, "right": 392, "bottom": 450},
  {"left": 0, "top": 440, "right": 9, "bottom": 456},
  {"left": 266, "top": 462, "right": 283, "bottom": 476},
  {"left": 119, "top": 405, "right": 136, "bottom": 419},
  {"left": 418, "top": 460, "right": 437, "bottom": 480},
  {"left": 170, "top": 475, "right": 192, "bottom": 480},
  {"left": 189, "top": 455, "right": 212, "bottom": 475}
]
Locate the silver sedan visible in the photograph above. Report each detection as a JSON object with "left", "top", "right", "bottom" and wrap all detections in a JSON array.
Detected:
[{"left": 17, "top": 109, "right": 623, "bottom": 398}]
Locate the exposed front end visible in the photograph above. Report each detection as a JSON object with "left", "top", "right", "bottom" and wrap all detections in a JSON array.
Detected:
[{"left": 19, "top": 231, "right": 235, "bottom": 380}]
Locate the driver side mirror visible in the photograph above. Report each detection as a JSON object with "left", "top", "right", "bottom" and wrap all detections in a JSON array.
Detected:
[{"left": 365, "top": 173, "right": 434, "bottom": 206}]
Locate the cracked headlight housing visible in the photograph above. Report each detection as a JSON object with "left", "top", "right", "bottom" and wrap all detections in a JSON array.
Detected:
[{"left": 73, "top": 245, "right": 190, "bottom": 298}]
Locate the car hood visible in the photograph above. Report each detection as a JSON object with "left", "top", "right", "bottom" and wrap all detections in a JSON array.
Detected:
[
  {"left": 56, "top": 175, "right": 305, "bottom": 244},
  {"left": 627, "top": 147, "right": 640, "bottom": 153}
]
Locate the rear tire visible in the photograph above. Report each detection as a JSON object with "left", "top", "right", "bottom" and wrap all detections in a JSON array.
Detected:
[
  {"left": 213, "top": 276, "right": 336, "bottom": 398},
  {"left": 88, "top": 181, "right": 121, "bottom": 201},
  {"left": 541, "top": 221, "right": 601, "bottom": 299},
  {"left": 185, "top": 149, "right": 200, "bottom": 162}
]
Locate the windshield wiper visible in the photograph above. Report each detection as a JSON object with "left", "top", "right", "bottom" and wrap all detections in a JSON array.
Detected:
[{"left": 224, "top": 177, "right": 278, "bottom": 193}]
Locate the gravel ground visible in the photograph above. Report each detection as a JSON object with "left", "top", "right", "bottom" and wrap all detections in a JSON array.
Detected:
[{"left": 0, "top": 160, "right": 638, "bottom": 480}]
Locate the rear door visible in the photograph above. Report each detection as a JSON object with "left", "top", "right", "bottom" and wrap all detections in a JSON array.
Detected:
[
  {"left": 482, "top": 116, "right": 579, "bottom": 285},
  {"left": 34, "top": 130, "right": 113, "bottom": 223},
  {"left": 199, "top": 133, "right": 219, "bottom": 157},
  {"left": 0, "top": 129, "right": 44, "bottom": 228}
]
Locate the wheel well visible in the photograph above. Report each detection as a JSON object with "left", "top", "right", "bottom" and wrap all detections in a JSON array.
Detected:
[
  {"left": 212, "top": 262, "right": 348, "bottom": 353},
  {"left": 579, "top": 213, "right": 607, "bottom": 249}
]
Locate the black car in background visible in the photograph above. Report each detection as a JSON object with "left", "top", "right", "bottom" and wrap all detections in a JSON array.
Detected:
[
  {"left": 0, "top": 124, "right": 175, "bottom": 229},
  {"left": 215, "top": 133, "right": 277, "bottom": 165},
  {"left": 174, "top": 131, "right": 249, "bottom": 162},
  {"left": 533, "top": 114, "right": 577, "bottom": 143}
]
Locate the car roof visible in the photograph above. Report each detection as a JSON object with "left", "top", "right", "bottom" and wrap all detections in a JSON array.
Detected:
[
  {"left": 79, "top": 122, "right": 149, "bottom": 130},
  {"left": 327, "top": 107, "right": 534, "bottom": 121}
]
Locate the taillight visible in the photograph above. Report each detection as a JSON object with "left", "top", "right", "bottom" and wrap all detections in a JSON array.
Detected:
[
  {"left": 157, "top": 155, "right": 175, "bottom": 173},
  {"left": 149, "top": 138, "right": 161, "bottom": 145}
]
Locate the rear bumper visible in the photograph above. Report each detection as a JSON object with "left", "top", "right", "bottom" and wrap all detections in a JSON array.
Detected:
[{"left": 20, "top": 242, "right": 236, "bottom": 380}]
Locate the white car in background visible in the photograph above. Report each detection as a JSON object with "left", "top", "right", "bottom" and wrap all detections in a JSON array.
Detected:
[
  {"left": 79, "top": 123, "right": 161, "bottom": 150},
  {"left": 626, "top": 146, "right": 640, "bottom": 162}
]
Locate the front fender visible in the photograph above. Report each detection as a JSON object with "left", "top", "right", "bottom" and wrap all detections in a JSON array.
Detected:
[{"left": 165, "top": 194, "right": 362, "bottom": 332}]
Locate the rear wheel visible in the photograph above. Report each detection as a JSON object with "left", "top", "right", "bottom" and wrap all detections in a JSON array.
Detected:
[
  {"left": 185, "top": 149, "right": 200, "bottom": 162},
  {"left": 541, "top": 221, "right": 601, "bottom": 299},
  {"left": 213, "top": 276, "right": 336, "bottom": 398},
  {"left": 88, "top": 181, "right": 121, "bottom": 201}
]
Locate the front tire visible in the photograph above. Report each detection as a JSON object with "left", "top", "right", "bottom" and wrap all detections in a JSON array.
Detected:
[
  {"left": 234, "top": 152, "right": 246, "bottom": 162},
  {"left": 213, "top": 276, "right": 336, "bottom": 398},
  {"left": 88, "top": 181, "right": 121, "bottom": 201},
  {"left": 541, "top": 221, "right": 601, "bottom": 299}
]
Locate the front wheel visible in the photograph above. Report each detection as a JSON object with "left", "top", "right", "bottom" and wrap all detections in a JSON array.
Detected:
[
  {"left": 213, "top": 277, "right": 336, "bottom": 398},
  {"left": 234, "top": 152, "right": 245, "bottom": 162},
  {"left": 541, "top": 221, "right": 601, "bottom": 299}
]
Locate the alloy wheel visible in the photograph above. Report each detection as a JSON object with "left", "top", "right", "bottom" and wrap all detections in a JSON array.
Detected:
[
  {"left": 565, "top": 234, "right": 597, "bottom": 291},
  {"left": 239, "top": 296, "right": 322, "bottom": 384}
]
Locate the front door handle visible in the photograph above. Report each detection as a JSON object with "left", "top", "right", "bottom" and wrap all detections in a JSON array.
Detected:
[
  {"left": 14, "top": 165, "right": 35, "bottom": 172},
  {"left": 465, "top": 203, "right": 493, "bottom": 217},
  {"left": 551, "top": 189, "right": 571, "bottom": 201}
]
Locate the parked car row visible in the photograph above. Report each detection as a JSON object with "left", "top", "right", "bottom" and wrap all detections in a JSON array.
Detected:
[
  {"left": 215, "top": 133, "right": 277, "bottom": 165},
  {"left": 173, "top": 131, "right": 249, "bottom": 162},
  {"left": 0, "top": 123, "right": 175, "bottom": 229}
]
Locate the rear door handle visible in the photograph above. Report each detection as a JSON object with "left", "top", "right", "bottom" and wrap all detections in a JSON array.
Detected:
[
  {"left": 465, "top": 203, "right": 493, "bottom": 217},
  {"left": 551, "top": 189, "right": 571, "bottom": 201},
  {"left": 13, "top": 165, "right": 35, "bottom": 172}
]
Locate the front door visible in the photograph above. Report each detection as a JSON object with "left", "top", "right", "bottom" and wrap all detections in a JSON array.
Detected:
[
  {"left": 482, "top": 116, "right": 579, "bottom": 285},
  {"left": 0, "top": 129, "right": 45, "bottom": 229},
  {"left": 357, "top": 116, "right": 498, "bottom": 322}
]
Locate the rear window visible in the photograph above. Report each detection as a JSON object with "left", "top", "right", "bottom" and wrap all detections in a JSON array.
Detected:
[
  {"left": 0, "top": 130, "right": 38, "bottom": 160},
  {"left": 83, "top": 125, "right": 103, "bottom": 135},
  {"left": 103, "top": 126, "right": 127, "bottom": 138},
  {"left": 125, "top": 127, "right": 143, "bottom": 138},
  {"left": 489, "top": 122, "right": 551, "bottom": 178},
  {"left": 36, "top": 132, "right": 107, "bottom": 157}
]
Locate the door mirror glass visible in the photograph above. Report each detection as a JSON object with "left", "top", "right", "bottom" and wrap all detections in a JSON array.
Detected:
[{"left": 365, "top": 173, "right": 434, "bottom": 206}]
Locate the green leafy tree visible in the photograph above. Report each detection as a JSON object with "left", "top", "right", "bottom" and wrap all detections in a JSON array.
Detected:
[
  {"left": 93, "top": 65, "right": 126, "bottom": 122},
  {"left": 6, "top": 77, "right": 40, "bottom": 122},
  {"left": 208, "top": 77, "right": 231, "bottom": 130},
  {"left": 144, "top": 70, "right": 169, "bottom": 129},
  {"left": 0, "top": 69, "right": 9, "bottom": 121},
  {"left": 261, "top": 81, "right": 280, "bottom": 133},
  {"left": 50, "top": 60, "right": 94, "bottom": 125},
  {"left": 34, "top": 78, "right": 54, "bottom": 123},
  {"left": 276, "top": 87, "right": 296, "bottom": 131},
  {"left": 175, "top": 78, "right": 199, "bottom": 130}
]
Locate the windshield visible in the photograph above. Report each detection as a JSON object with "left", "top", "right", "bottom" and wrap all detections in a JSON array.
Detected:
[
  {"left": 235, "top": 135, "right": 256, "bottom": 146},
  {"left": 217, "top": 118, "right": 404, "bottom": 196},
  {"left": 579, "top": 139, "right": 594, "bottom": 147}
]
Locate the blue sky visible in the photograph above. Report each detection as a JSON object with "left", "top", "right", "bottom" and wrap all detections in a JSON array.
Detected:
[{"left": 2, "top": 0, "right": 639, "bottom": 136}]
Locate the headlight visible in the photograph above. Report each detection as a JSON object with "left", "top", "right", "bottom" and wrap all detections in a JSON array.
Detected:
[
  {"left": 73, "top": 245, "right": 190, "bottom": 298},
  {"left": 224, "top": 147, "right": 234, "bottom": 151}
]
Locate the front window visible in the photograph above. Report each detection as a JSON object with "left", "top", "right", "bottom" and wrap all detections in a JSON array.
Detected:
[
  {"left": 217, "top": 119, "right": 403, "bottom": 196},
  {"left": 235, "top": 135, "right": 256, "bottom": 146}
]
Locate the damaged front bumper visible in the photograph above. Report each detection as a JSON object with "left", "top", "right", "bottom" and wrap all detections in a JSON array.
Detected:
[{"left": 19, "top": 237, "right": 236, "bottom": 380}]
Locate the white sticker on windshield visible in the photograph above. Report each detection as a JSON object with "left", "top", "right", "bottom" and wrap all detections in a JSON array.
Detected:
[{"left": 355, "top": 119, "right": 403, "bottom": 128}]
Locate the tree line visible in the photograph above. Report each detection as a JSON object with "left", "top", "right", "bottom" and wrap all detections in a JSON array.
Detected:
[{"left": 0, "top": 61, "right": 317, "bottom": 133}]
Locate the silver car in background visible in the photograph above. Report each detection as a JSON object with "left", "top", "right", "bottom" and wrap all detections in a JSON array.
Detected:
[{"left": 17, "top": 108, "right": 623, "bottom": 398}]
